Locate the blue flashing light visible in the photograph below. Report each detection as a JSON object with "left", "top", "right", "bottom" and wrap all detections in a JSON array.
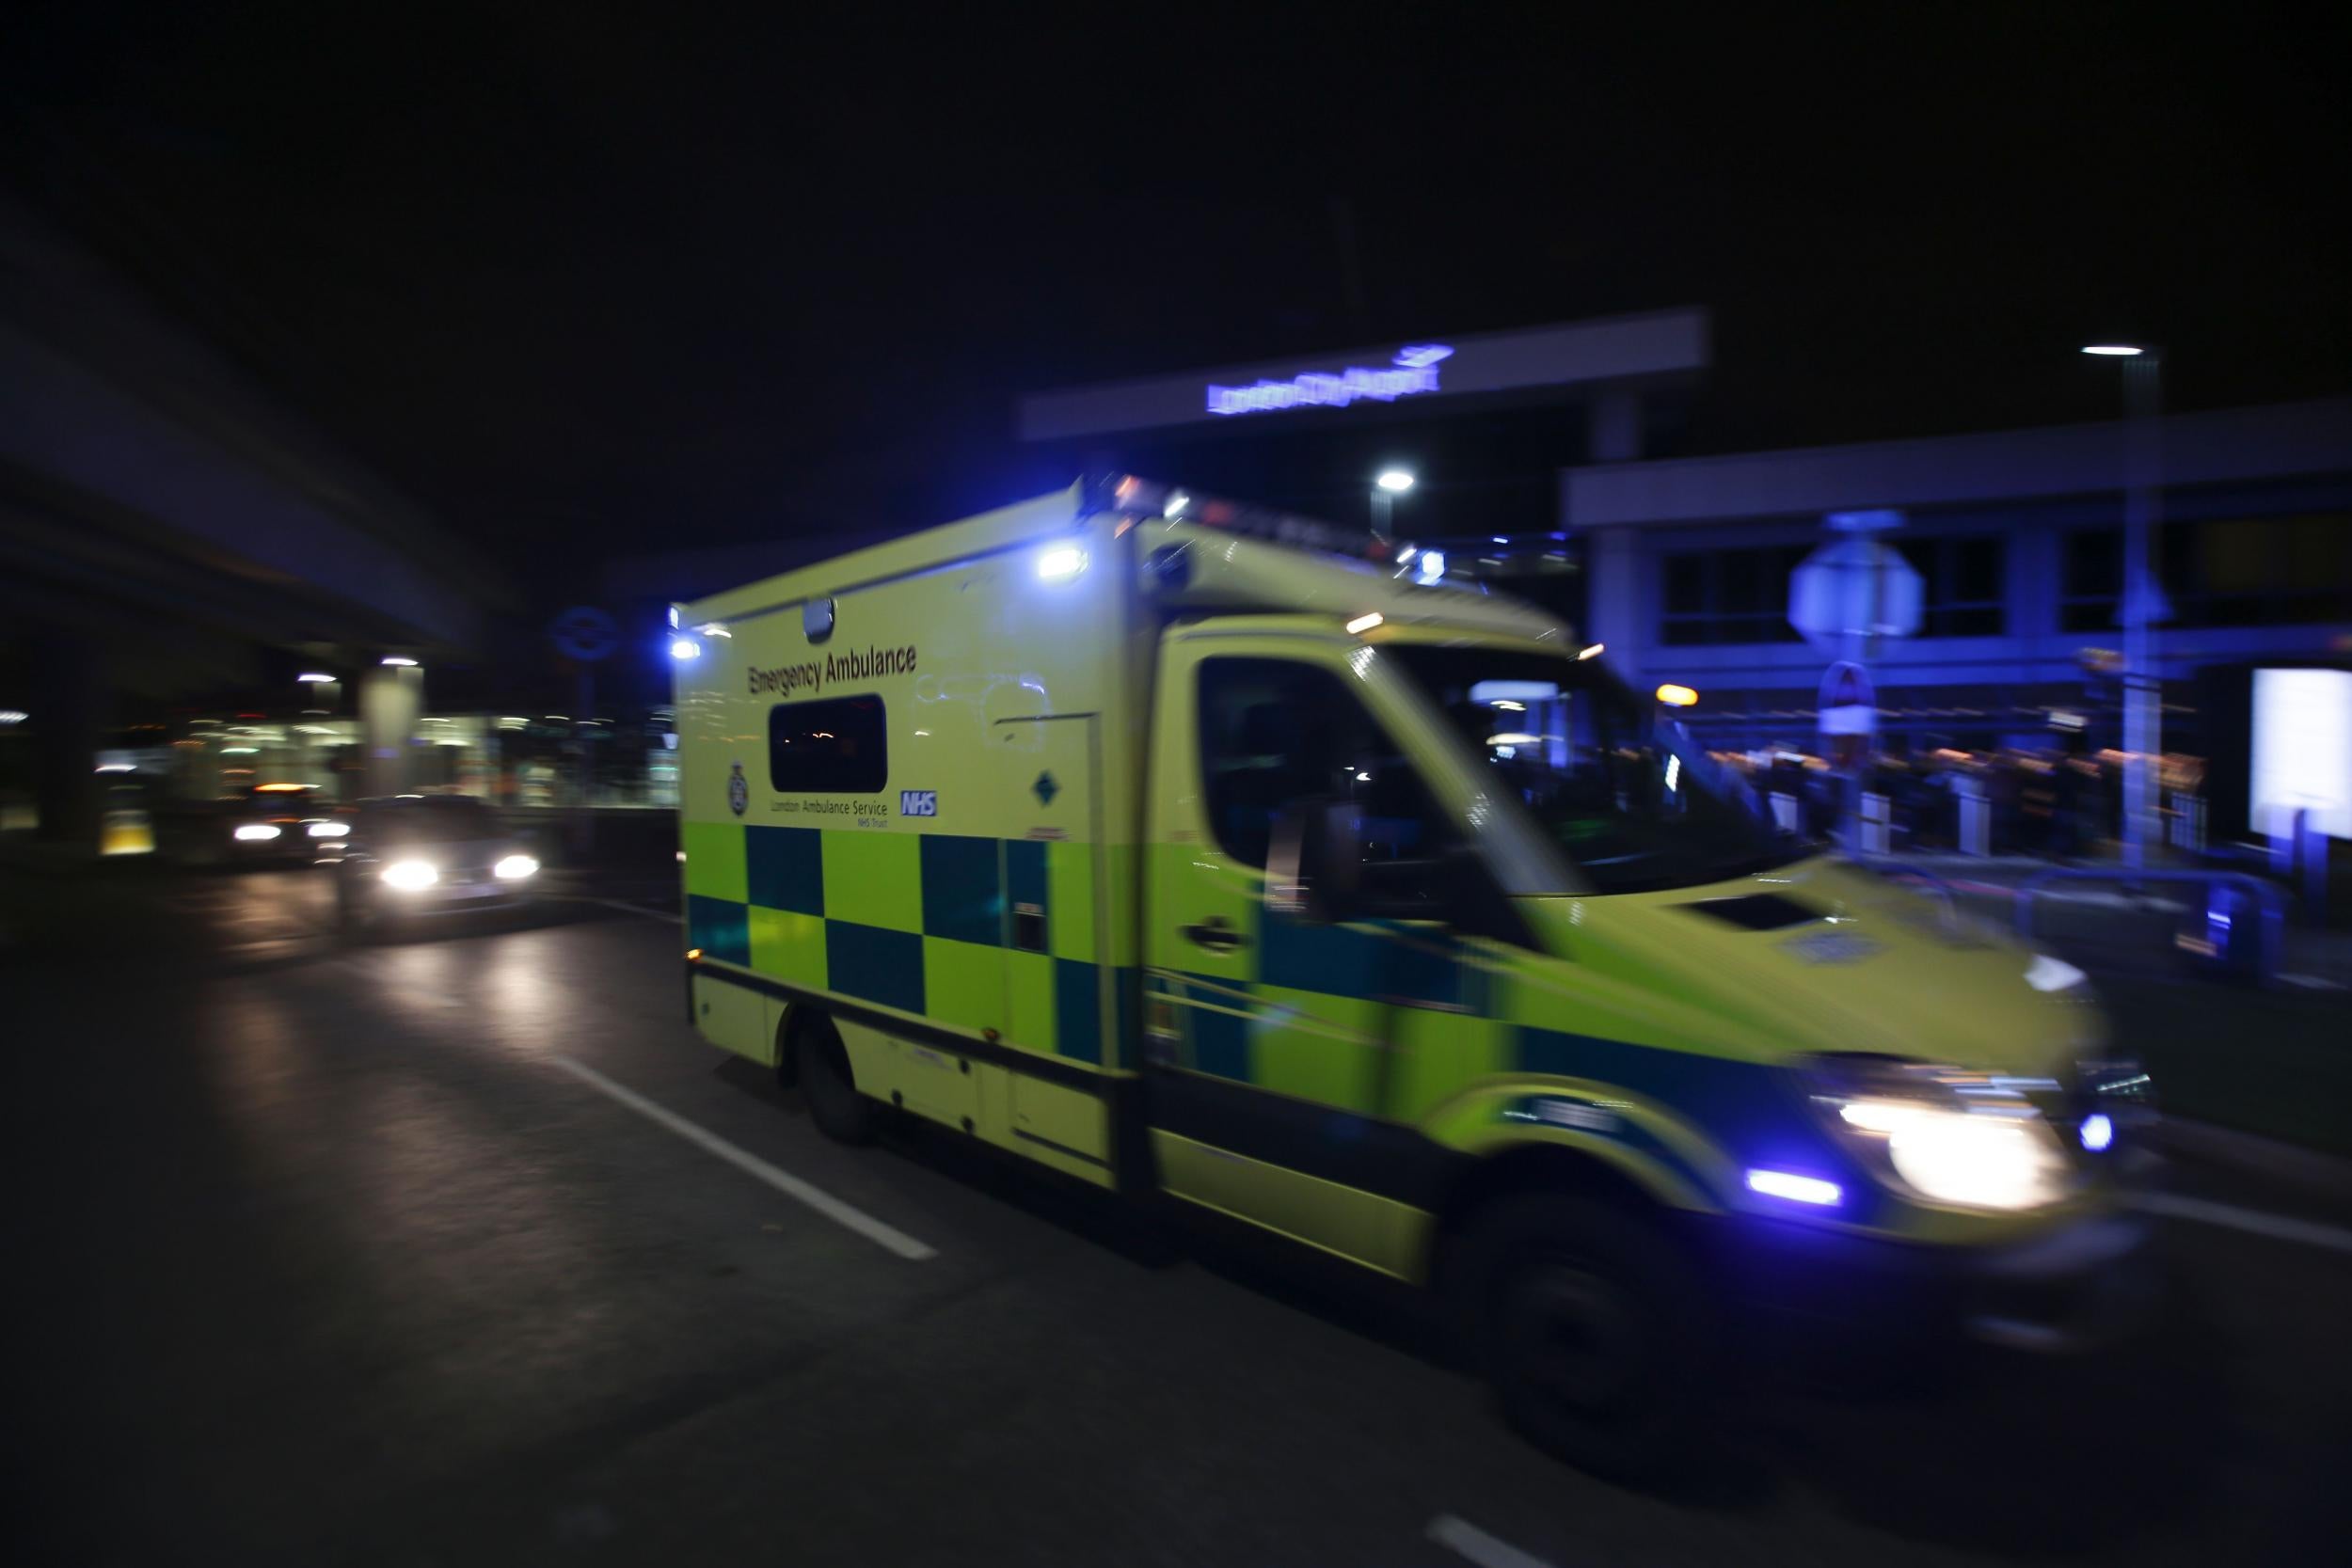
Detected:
[
  {"left": 669, "top": 638, "right": 702, "bottom": 661},
  {"left": 1417, "top": 549, "right": 1446, "bottom": 581},
  {"left": 1747, "top": 1168, "right": 1842, "bottom": 1207},
  {"left": 2080, "top": 1113, "right": 2114, "bottom": 1153}
]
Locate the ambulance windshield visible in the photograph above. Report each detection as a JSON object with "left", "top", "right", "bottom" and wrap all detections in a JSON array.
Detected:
[{"left": 1390, "top": 646, "right": 1808, "bottom": 894}]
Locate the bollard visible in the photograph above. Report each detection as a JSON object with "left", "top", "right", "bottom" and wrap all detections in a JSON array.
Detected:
[
  {"left": 1861, "top": 792, "right": 1891, "bottom": 856},
  {"left": 1957, "top": 778, "right": 1991, "bottom": 857}
]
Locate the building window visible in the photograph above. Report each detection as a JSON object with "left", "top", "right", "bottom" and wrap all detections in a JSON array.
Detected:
[
  {"left": 1896, "top": 536, "right": 2008, "bottom": 637},
  {"left": 2063, "top": 513, "right": 2352, "bottom": 631},
  {"left": 768, "top": 695, "right": 888, "bottom": 793},
  {"left": 1658, "top": 546, "right": 1808, "bottom": 646}
]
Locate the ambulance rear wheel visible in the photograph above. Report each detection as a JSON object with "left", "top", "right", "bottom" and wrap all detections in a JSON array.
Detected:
[
  {"left": 798, "top": 1014, "right": 875, "bottom": 1145},
  {"left": 1460, "top": 1193, "right": 1717, "bottom": 1482}
]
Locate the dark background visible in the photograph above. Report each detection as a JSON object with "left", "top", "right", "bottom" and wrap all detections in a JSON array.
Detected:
[{"left": 5, "top": 2, "right": 2345, "bottom": 600}]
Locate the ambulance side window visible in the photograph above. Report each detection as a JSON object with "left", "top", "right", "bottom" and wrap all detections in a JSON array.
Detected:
[{"left": 1197, "top": 657, "right": 1451, "bottom": 880}]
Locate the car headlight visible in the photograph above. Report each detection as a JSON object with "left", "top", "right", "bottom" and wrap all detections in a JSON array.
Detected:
[
  {"left": 381, "top": 860, "right": 438, "bottom": 891},
  {"left": 234, "top": 823, "right": 282, "bottom": 842},
  {"left": 1807, "top": 1055, "right": 2073, "bottom": 1212},
  {"left": 493, "top": 854, "right": 538, "bottom": 880},
  {"left": 307, "top": 820, "right": 349, "bottom": 838}
]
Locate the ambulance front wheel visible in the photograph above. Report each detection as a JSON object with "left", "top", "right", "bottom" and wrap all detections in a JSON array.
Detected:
[
  {"left": 797, "top": 1013, "right": 875, "bottom": 1145},
  {"left": 1458, "top": 1193, "right": 1719, "bottom": 1483}
]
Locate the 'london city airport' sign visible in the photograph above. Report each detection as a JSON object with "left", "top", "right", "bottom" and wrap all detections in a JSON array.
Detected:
[{"left": 1206, "top": 345, "right": 1452, "bottom": 417}]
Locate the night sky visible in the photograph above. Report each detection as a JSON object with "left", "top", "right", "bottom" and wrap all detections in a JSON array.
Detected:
[{"left": 6, "top": 3, "right": 2345, "bottom": 585}]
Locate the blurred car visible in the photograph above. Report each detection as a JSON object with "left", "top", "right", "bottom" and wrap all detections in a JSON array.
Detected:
[
  {"left": 221, "top": 783, "right": 346, "bottom": 864},
  {"left": 331, "top": 794, "right": 541, "bottom": 933}
]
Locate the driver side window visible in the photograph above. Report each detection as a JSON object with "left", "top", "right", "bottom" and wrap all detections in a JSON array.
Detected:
[{"left": 1196, "top": 657, "right": 1452, "bottom": 891}]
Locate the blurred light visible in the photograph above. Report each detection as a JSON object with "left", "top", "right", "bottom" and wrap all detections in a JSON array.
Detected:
[
  {"left": 494, "top": 854, "right": 539, "bottom": 880},
  {"left": 1665, "top": 754, "right": 1682, "bottom": 793},
  {"left": 254, "top": 783, "right": 309, "bottom": 792},
  {"left": 382, "top": 860, "right": 438, "bottom": 891},
  {"left": 233, "top": 824, "right": 282, "bottom": 842},
  {"left": 306, "top": 821, "right": 349, "bottom": 837},
  {"left": 667, "top": 606, "right": 681, "bottom": 627},
  {"left": 380, "top": 656, "right": 419, "bottom": 667},
  {"left": 1376, "top": 469, "right": 1416, "bottom": 493},
  {"left": 1656, "top": 684, "right": 1699, "bottom": 707},
  {"left": 2025, "top": 953, "right": 2088, "bottom": 992},
  {"left": 1837, "top": 1099, "right": 1921, "bottom": 1134},
  {"left": 670, "top": 639, "right": 702, "bottom": 660},
  {"left": 1578, "top": 643, "right": 1605, "bottom": 660},
  {"left": 0, "top": 709, "right": 26, "bottom": 725},
  {"left": 686, "top": 947, "right": 703, "bottom": 961},
  {"left": 1417, "top": 550, "right": 1446, "bottom": 580},
  {"left": 1395, "top": 544, "right": 1417, "bottom": 564},
  {"left": 295, "top": 672, "right": 335, "bottom": 683},
  {"left": 2080, "top": 1113, "right": 2115, "bottom": 1152},
  {"left": 1165, "top": 491, "right": 1190, "bottom": 516},
  {"left": 1355, "top": 769, "right": 1372, "bottom": 782},
  {"left": 1491, "top": 699, "right": 1525, "bottom": 712},
  {"left": 219, "top": 746, "right": 258, "bottom": 754},
  {"left": 1491, "top": 535, "right": 1508, "bottom": 545},
  {"left": 1748, "top": 1169, "right": 1841, "bottom": 1206},
  {"left": 1344, "top": 611, "right": 1384, "bottom": 634},
  {"left": 94, "top": 763, "right": 136, "bottom": 773},
  {"left": 693, "top": 623, "right": 732, "bottom": 639},
  {"left": 2081, "top": 344, "right": 2147, "bottom": 356},
  {"left": 1889, "top": 1113, "right": 2067, "bottom": 1211},
  {"left": 1486, "top": 732, "right": 1541, "bottom": 746},
  {"left": 1038, "top": 546, "right": 1087, "bottom": 580}
]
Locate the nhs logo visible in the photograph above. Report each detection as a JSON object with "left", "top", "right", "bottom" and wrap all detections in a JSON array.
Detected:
[{"left": 899, "top": 790, "right": 937, "bottom": 817}]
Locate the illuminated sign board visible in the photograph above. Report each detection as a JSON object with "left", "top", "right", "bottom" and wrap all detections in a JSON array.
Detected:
[
  {"left": 1016, "top": 309, "right": 1709, "bottom": 443},
  {"left": 1206, "top": 345, "right": 1451, "bottom": 418}
]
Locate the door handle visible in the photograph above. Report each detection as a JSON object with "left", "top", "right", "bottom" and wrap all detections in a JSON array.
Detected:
[{"left": 1180, "top": 915, "right": 1250, "bottom": 954}]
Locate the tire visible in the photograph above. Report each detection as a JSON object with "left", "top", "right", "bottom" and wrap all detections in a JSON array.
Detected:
[
  {"left": 1454, "top": 1193, "right": 1720, "bottom": 1483},
  {"left": 797, "top": 1013, "right": 875, "bottom": 1145}
]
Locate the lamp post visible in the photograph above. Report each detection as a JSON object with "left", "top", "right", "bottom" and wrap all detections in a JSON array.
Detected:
[
  {"left": 2081, "top": 344, "right": 2164, "bottom": 872},
  {"left": 1371, "top": 467, "right": 1415, "bottom": 541}
]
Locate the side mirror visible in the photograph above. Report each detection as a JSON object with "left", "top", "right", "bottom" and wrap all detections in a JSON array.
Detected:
[{"left": 1265, "top": 795, "right": 1361, "bottom": 925}]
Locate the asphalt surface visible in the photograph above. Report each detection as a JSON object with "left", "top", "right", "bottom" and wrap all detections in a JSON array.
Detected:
[{"left": 5, "top": 862, "right": 2349, "bottom": 1567}]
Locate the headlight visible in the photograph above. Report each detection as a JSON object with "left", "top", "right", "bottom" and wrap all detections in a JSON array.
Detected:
[
  {"left": 234, "top": 823, "right": 282, "bottom": 842},
  {"left": 493, "top": 854, "right": 538, "bottom": 880},
  {"left": 381, "top": 860, "right": 438, "bottom": 891},
  {"left": 1807, "top": 1056, "right": 2073, "bottom": 1212},
  {"left": 307, "top": 820, "right": 349, "bottom": 838}
]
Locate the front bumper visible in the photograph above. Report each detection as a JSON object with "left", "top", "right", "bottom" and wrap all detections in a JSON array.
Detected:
[{"left": 1715, "top": 1200, "right": 2155, "bottom": 1355}]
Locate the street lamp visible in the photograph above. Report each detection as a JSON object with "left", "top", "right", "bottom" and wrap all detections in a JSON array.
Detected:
[
  {"left": 2081, "top": 342, "right": 2164, "bottom": 871},
  {"left": 1371, "top": 468, "right": 1415, "bottom": 540}
]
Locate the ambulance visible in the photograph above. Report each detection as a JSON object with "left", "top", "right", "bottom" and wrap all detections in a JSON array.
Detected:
[{"left": 672, "top": 477, "right": 2151, "bottom": 1475}]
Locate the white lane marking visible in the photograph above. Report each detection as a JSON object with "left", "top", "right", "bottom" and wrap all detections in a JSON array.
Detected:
[
  {"left": 549, "top": 1056, "right": 936, "bottom": 1260},
  {"left": 2135, "top": 1193, "right": 2352, "bottom": 1255},
  {"left": 1427, "top": 1514, "right": 1558, "bottom": 1568},
  {"left": 577, "top": 895, "right": 680, "bottom": 923}
]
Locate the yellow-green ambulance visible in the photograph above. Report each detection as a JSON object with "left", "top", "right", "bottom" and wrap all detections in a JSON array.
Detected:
[{"left": 673, "top": 477, "right": 2152, "bottom": 1475}]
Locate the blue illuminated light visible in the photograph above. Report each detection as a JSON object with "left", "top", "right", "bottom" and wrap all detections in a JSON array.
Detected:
[
  {"left": 1038, "top": 546, "right": 1087, "bottom": 581},
  {"left": 1208, "top": 344, "right": 1453, "bottom": 418},
  {"left": 1747, "top": 1168, "right": 1842, "bottom": 1207},
  {"left": 669, "top": 638, "right": 701, "bottom": 661},
  {"left": 1417, "top": 550, "right": 1446, "bottom": 581},
  {"left": 2080, "top": 1113, "right": 2114, "bottom": 1152}
]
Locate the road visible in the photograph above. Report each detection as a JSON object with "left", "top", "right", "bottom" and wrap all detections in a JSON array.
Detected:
[{"left": 4, "top": 863, "right": 2348, "bottom": 1567}]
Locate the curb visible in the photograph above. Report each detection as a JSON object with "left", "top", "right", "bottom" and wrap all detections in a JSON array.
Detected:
[{"left": 2153, "top": 1117, "right": 2352, "bottom": 1208}]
